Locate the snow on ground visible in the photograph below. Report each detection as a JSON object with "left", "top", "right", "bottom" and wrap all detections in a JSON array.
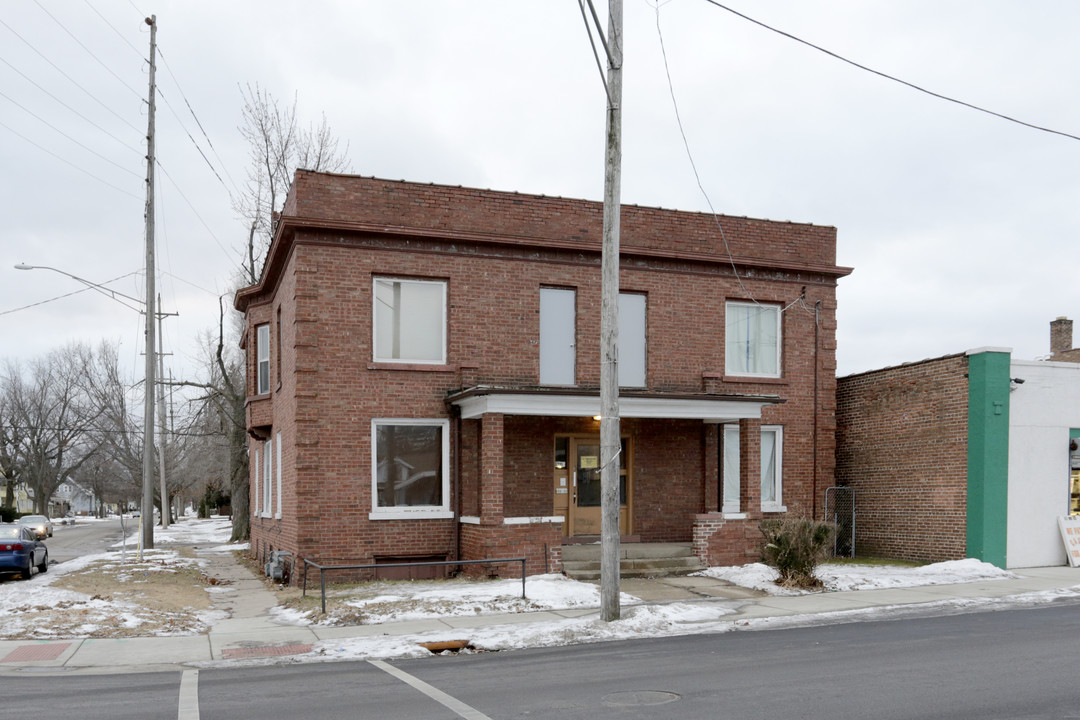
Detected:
[{"left": 698, "top": 558, "right": 1017, "bottom": 595}]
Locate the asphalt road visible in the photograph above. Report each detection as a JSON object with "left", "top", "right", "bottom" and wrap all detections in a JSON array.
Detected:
[
  {"left": 3, "top": 600, "right": 1080, "bottom": 719},
  {"left": 38, "top": 517, "right": 127, "bottom": 565}
]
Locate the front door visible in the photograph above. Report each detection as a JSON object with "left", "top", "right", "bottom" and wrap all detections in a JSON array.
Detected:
[{"left": 553, "top": 436, "right": 630, "bottom": 536}]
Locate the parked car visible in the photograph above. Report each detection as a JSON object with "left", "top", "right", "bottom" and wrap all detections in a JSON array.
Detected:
[
  {"left": 0, "top": 524, "right": 48, "bottom": 579},
  {"left": 17, "top": 515, "right": 53, "bottom": 539}
]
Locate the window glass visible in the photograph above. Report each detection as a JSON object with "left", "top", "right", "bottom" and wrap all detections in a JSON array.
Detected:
[
  {"left": 726, "top": 302, "right": 780, "bottom": 377},
  {"left": 540, "top": 288, "right": 576, "bottom": 385},
  {"left": 619, "top": 293, "right": 646, "bottom": 387},
  {"left": 374, "top": 279, "right": 446, "bottom": 363},
  {"left": 722, "top": 425, "right": 740, "bottom": 512},
  {"left": 722, "top": 424, "right": 783, "bottom": 511},
  {"left": 263, "top": 440, "right": 273, "bottom": 516},
  {"left": 256, "top": 324, "right": 270, "bottom": 394},
  {"left": 373, "top": 421, "right": 449, "bottom": 511},
  {"left": 275, "top": 432, "right": 283, "bottom": 519}
]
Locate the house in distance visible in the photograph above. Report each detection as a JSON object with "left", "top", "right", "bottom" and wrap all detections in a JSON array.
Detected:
[{"left": 234, "top": 171, "right": 851, "bottom": 581}]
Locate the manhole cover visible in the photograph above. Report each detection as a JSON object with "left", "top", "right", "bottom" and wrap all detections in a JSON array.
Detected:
[{"left": 602, "top": 691, "right": 681, "bottom": 707}]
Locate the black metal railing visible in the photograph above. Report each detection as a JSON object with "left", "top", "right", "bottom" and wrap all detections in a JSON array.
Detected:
[{"left": 301, "top": 557, "right": 528, "bottom": 614}]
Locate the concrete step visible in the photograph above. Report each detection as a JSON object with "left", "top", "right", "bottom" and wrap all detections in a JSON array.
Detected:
[{"left": 561, "top": 544, "right": 705, "bottom": 580}]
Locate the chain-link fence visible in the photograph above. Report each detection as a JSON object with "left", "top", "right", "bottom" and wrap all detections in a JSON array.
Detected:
[{"left": 825, "top": 486, "right": 855, "bottom": 558}]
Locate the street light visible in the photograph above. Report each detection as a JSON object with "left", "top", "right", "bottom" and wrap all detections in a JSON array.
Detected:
[{"left": 15, "top": 262, "right": 157, "bottom": 555}]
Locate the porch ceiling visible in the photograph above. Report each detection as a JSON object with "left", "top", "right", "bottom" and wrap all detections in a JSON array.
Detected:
[{"left": 448, "top": 387, "right": 782, "bottom": 422}]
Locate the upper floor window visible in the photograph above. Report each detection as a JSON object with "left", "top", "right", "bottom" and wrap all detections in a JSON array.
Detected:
[
  {"left": 619, "top": 292, "right": 647, "bottom": 387},
  {"left": 539, "top": 287, "right": 576, "bottom": 385},
  {"left": 373, "top": 278, "right": 446, "bottom": 364},
  {"left": 256, "top": 324, "right": 270, "bottom": 395},
  {"left": 726, "top": 302, "right": 780, "bottom": 378}
]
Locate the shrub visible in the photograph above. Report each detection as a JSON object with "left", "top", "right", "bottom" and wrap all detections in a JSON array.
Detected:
[{"left": 759, "top": 517, "right": 835, "bottom": 588}]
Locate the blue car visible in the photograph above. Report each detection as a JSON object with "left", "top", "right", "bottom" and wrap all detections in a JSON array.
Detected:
[{"left": 0, "top": 524, "right": 48, "bottom": 580}]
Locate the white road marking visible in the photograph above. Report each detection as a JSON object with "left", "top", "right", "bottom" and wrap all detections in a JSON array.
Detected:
[
  {"left": 178, "top": 669, "right": 200, "bottom": 720},
  {"left": 369, "top": 659, "right": 493, "bottom": 720}
]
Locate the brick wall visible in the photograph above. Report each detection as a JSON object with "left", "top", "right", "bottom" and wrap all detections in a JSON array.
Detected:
[{"left": 835, "top": 354, "right": 969, "bottom": 563}]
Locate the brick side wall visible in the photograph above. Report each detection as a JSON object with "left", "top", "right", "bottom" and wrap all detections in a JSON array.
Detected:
[{"left": 835, "top": 355, "right": 969, "bottom": 563}]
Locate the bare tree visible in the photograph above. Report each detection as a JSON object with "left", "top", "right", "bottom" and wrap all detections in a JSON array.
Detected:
[
  {"left": 2, "top": 345, "right": 102, "bottom": 514},
  {"left": 235, "top": 83, "right": 351, "bottom": 284}
]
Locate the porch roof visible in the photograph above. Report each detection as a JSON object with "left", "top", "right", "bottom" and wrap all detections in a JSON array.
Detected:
[{"left": 447, "top": 386, "right": 783, "bottom": 422}]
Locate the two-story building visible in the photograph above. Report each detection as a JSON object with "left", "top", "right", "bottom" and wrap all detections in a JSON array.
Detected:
[{"left": 235, "top": 171, "right": 850, "bottom": 579}]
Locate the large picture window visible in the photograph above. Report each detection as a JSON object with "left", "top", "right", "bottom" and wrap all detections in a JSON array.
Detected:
[
  {"left": 371, "top": 419, "right": 452, "bottom": 519},
  {"left": 256, "top": 324, "right": 270, "bottom": 394},
  {"left": 373, "top": 278, "right": 446, "bottom": 363},
  {"left": 725, "top": 302, "right": 780, "bottom": 377}
]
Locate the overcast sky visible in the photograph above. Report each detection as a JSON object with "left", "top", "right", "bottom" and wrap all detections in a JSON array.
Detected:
[{"left": 4, "top": 1, "right": 1079, "bottom": 387}]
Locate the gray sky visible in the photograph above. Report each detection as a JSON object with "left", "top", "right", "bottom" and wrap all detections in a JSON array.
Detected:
[{"left": 4, "top": 1, "right": 1079, "bottom": 386}]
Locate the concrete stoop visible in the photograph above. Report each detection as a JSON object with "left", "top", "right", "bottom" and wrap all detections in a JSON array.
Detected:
[{"left": 561, "top": 542, "right": 705, "bottom": 581}]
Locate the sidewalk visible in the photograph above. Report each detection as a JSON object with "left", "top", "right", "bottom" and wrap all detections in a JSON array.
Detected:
[{"left": 0, "top": 550, "right": 1077, "bottom": 674}]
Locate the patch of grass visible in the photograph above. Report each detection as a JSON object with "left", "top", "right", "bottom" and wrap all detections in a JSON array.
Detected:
[{"left": 826, "top": 556, "right": 925, "bottom": 567}]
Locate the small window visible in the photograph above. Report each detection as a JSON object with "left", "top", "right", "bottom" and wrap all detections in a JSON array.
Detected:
[
  {"left": 371, "top": 419, "right": 451, "bottom": 519},
  {"left": 726, "top": 302, "right": 780, "bottom": 377},
  {"left": 619, "top": 293, "right": 647, "bottom": 387},
  {"left": 373, "top": 278, "right": 446, "bottom": 363},
  {"left": 256, "top": 324, "right": 270, "bottom": 394},
  {"left": 721, "top": 425, "right": 740, "bottom": 513},
  {"left": 540, "top": 288, "right": 576, "bottom": 385}
]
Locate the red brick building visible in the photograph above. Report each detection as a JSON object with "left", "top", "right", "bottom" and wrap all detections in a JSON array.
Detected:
[{"left": 235, "top": 171, "right": 851, "bottom": 579}]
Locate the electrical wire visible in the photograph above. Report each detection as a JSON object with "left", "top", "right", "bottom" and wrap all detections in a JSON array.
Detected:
[
  {"left": 31, "top": 0, "right": 144, "bottom": 101},
  {"left": 702, "top": 0, "right": 1080, "bottom": 143},
  {"left": 0, "top": 117, "right": 141, "bottom": 199},
  {"left": 0, "top": 55, "right": 144, "bottom": 156},
  {"left": 0, "top": 18, "right": 145, "bottom": 136},
  {"left": 154, "top": 159, "right": 247, "bottom": 269},
  {"left": 0, "top": 271, "right": 142, "bottom": 317},
  {"left": 83, "top": 0, "right": 145, "bottom": 60}
]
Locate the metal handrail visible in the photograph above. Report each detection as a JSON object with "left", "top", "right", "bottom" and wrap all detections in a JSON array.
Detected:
[{"left": 301, "top": 556, "right": 528, "bottom": 614}]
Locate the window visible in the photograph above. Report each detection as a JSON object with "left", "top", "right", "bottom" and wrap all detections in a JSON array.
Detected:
[
  {"left": 721, "top": 424, "right": 784, "bottom": 512},
  {"left": 726, "top": 302, "right": 780, "bottom": 377},
  {"left": 373, "top": 278, "right": 446, "bottom": 363},
  {"left": 256, "top": 324, "right": 270, "bottom": 394},
  {"left": 619, "top": 292, "right": 646, "bottom": 387},
  {"left": 262, "top": 439, "right": 273, "bottom": 518},
  {"left": 371, "top": 419, "right": 451, "bottom": 518},
  {"left": 539, "top": 288, "right": 576, "bottom": 385},
  {"left": 252, "top": 444, "right": 260, "bottom": 515},
  {"left": 275, "top": 431, "right": 283, "bottom": 520}
]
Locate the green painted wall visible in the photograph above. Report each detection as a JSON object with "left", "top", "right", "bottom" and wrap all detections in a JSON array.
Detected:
[{"left": 966, "top": 350, "right": 1011, "bottom": 568}]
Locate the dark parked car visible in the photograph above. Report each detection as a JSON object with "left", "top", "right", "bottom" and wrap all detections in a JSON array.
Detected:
[
  {"left": 18, "top": 514, "right": 53, "bottom": 539},
  {"left": 0, "top": 524, "right": 48, "bottom": 579}
]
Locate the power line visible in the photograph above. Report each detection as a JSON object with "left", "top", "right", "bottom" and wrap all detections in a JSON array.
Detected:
[
  {"left": 83, "top": 0, "right": 145, "bottom": 60},
  {"left": 31, "top": 0, "right": 144, "bottom": 101},
  {"left": 0, "top": 18, "right": 144, "bottom": 135},
  {"left": 154, "top": 159, "right": 246, "bottom": 269},
  {"left": 702, "top": 0, "right": 1080, "bottom": 143},
  {"left": 0, "top": 271, "right": 142, "bottom": 317},
  {"left": 0, "top": 87, "right": 142, "bottom": 178},
  {"left": 0, "top": 117, "right": 141, "bottom": 199},
  {"left": 0, "top": 54, "right": 144, "bottom": 156}
]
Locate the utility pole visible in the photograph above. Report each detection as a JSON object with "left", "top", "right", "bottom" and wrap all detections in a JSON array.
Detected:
[
  {"left": 599, "top": 0, "right": 623, "bottom": 623},
  {"left": 141, "top": 14, "right": 157, "bottom": 553},
  {"left": 157, "top": 294, "right": 169, "bottom": 529}
]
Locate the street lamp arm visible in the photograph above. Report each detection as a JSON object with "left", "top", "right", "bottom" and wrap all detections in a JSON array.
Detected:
[{"left": 15, "top": 263, "right": 146, "bottom": 313}]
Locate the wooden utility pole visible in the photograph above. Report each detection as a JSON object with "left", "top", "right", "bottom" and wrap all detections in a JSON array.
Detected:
[
  {"left": 599, "top": 0, "right": 623, "bottom": 623},
  {"left": 141, "top": 15, "right": 157, "bottom": 553}
]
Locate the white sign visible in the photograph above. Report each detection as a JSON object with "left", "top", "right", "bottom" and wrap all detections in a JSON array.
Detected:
[{"left": 1058, "top": 515, "right": 1080, "bottom": 568}]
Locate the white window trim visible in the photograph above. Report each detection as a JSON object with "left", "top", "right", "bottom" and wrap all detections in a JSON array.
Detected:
[
  {"left": 725, "top": 301, "right": 782, "bottom": 379},
  {"left": 761, "top": 425, "right": 786, "bottom": 513},
  {"left": 721, "top": 424, "right": 786, "bottom": 513},
  {"left": 252, "top": 445, "right": 260, "bottom": 516},
  {"left": 369, "top": 418, "right": 452, "bottom": 519},
  {"left": 256, "top": 324, "right": 271, "bottom": 394},
  {"left": 372, "top": 277, "right": 447, "bottom": 365},
  {"left": 275, "top": 432, "right": 283, "bottom": 520}
]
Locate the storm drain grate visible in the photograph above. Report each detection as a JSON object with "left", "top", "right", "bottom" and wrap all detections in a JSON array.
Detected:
[
  {"left": 221, "top": 643, "right": 313, "bottom": 659},
  {"left": 1, "top": 642, "right": 72, "bottom": 663}
]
